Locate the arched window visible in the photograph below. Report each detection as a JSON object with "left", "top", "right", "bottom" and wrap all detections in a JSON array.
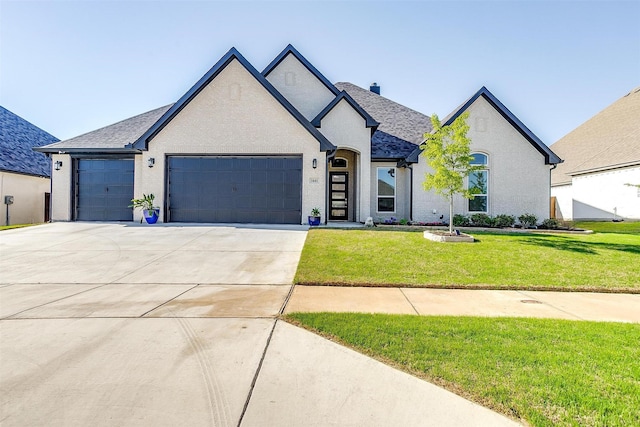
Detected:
[{"left": 468, "top": 153, "right": 488, "bottom": 212}]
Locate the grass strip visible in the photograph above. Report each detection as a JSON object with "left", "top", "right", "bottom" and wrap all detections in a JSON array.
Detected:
[{"left": 286, "top": 313, "right": 640, "bottom": 427}]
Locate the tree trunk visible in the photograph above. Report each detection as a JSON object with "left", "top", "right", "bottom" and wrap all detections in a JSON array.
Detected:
[{"left": 449, "top": 193, "right": 454, "bottom": 234}]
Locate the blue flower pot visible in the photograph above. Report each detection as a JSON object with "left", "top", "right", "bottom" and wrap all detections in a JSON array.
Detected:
[
  {"left": 308, "top": 216, "right": 321, "bottom": 226},
  {"left": 143, "top": 209, "right": 159, "bottom": 224}
]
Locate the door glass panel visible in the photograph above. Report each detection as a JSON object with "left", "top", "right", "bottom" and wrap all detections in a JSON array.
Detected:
[
  {"left": 332, "top": 174, "right": 346, "bottom": 183},
  {"left": 332, "top": 183, "right": 345, "bottom": 191},
  {"left": 332, "top": 192, "right": 346, "bottom": 199}
]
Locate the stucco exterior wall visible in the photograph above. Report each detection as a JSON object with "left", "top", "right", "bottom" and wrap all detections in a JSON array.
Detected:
[
  {"left": 139, "top": 58, "right": 326, "bottom": 224},
  {"left": 553, "top": 166, "right": 640, "bottom": 220},
  {"left": 0, "top": 171, "right": 50, "bottom": 225},
  {"left": 317, "top": 100, "right": 372, "bottom": 222},
  {"left": 550, "top": 183, "right": 573, "bottom": 220},
  {"left": 265, "top": 53, "right": 336, "bottom": 121},
  {"left": 413, "top": 97, "right": 552, "bottom": 223},
  {"left": 371, "top": 162, "right": 411, "bottom": 221},
  {"left": 49, "top": 153, "right": 72, "bottom": 221}
]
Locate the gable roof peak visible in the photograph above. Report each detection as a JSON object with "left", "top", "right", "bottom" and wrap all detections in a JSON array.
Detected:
[
  {"left": 311, "top": 90, "right": 379, "bottom": 128},
  {"left": 131, "top": 46, "right": 334, "bottom": 152},
  {"left": 263, "top": 44, "right": 340, "bottom": 96}
]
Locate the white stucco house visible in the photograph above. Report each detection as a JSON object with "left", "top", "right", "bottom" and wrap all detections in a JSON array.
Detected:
[
  {"left": 1, "top": 106, "right": 58, "bottom": 225},
  {"left": 36, "top": 45, "right": 560, "bottom": 225},
  {"left": 550, "top": 87, "right": 640, "bottom": 221}
]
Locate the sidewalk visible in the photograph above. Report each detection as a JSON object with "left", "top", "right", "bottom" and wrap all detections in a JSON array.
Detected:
[{"left": 285, "top": 286, "right": 640, "bottom": 323}]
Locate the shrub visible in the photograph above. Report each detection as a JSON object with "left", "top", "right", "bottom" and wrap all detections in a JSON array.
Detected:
[
  {"left": 453, "top": 214, "right": 471, "bottom": 227},
  {"left": 470, "top": 213, "right": 493, "bottom": 227},
  {"left": 518, "top": 213, "right": 538, "bottom": 228},
  {"left": 399, "top": 218, "right": 409, "bottom": 225},
  {"left": 540, "top": 218, "right": 560, "bottom": 229},
  {"left": 494, "top": 214, "right": 516, "bottom": 228}
]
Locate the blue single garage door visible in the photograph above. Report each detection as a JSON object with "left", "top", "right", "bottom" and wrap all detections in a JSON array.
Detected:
[
  {"left": 167, "top": 156, "right": 302, "bottom": 224},
  {"left": 75, "top": 158, "right": 134, "bottom": 221}
]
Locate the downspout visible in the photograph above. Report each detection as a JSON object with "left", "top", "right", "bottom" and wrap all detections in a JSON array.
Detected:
[
  {"left": 549, "top": 163, "right": 558, "bottom": 218},
  {"left": 408, "top": 164, "right": 413, "bottom": 221}
]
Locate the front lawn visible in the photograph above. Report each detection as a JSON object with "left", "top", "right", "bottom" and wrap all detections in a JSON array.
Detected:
[
  {"left": 286, "top": 313, "right": 640, "bottom": 427},
  {"left": 295, "top": 229, "right": 640, "bottom": 291},
  {"left": 574, "top": 221, "right": 640, "bottom": 234}
]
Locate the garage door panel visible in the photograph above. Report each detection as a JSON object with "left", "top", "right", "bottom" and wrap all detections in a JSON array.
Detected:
[
  {"left": 168, "top": 156, "right": 301, "bottom": 224},
  {"left": 76, "top": 159, "right": 134, "bottom": 221}
]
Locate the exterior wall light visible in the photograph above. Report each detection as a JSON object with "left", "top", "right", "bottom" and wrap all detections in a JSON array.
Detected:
[
  {"left": 148, "top": 157, "right": 155, "bottom": 168},
  {"left": 54, "top": 161, "right": 63, "bottom": 170},
  {"left": 312, "top": 158, "right": 317, "bottom": 169}
]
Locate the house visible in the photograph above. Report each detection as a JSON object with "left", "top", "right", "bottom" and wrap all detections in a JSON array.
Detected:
[
  {"left": 36, "top": 45, "right": 560, "bottom": 225},
  {"left": 550, "top": 87, "right": 640, "bottom": 220},
  {"left": 1, "top": 106, "right": 58, "bottom": 225}
]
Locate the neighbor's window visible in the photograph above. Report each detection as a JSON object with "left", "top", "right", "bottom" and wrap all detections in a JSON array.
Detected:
[
  {"left": 377, "top": 167, "right": 396, "bottom": 212},
  {"left": 468, "top": 153, "right": 488, "bottom": 212}
]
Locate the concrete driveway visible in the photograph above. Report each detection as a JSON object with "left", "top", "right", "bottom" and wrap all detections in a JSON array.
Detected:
[{"left": 0, "top": 223, "right": 518, "bottom": 427}]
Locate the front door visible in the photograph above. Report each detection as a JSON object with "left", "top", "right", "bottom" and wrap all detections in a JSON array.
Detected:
[{"left": 329, "top": 172, "right": 348, "bottom": 220}]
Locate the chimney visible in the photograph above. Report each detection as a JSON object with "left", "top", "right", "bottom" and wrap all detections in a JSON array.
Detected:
[{"left": 369, "top": 82, "right": 380, "bottom": 95}]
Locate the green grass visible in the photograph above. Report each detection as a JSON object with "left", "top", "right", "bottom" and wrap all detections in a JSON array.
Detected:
[
  {"left": 286, "top": 313, "right": 640, "bottom": 427},
  {"left": 574, "top": 221, "right": 640, "bottom": 234},
  {"left": 295, "top": 229, "right": 640, "bottom": 291}
]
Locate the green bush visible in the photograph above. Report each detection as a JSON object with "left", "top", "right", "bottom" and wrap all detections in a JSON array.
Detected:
[
  {"left": 494, "top": 214, "right": 516, "bottom": 228},
  {"left": 540, "top": 218, "right": 560, "bottom": 229},
  {"left": 518, "top": 213, "right": 538, "bottom": 228},
  {"left": 453, "top": 214, "right": 471, "bottom": 227},
  {"left": 470, "top": 213, "right": 493, "bottom": 227},
  {"left": 399, "top": 218, "right": 408, "bottom": 225}
]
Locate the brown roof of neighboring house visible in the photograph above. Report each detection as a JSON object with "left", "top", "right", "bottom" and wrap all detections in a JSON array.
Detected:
[{"left": 551, "top": 86, "right": 640, "bottom": 186}]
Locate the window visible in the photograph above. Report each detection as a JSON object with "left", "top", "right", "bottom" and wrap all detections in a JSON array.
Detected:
[
  {"left": 468, "top": 153, "right": 488, "bottom": 212},
  {"left": 332, "top": 157, "right": 348, "bottom": 168},
  {"left": 377, "top": 167, "right": 396, "bottom": 212}
]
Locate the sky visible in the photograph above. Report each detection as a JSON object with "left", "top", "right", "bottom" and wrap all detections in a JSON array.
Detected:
[{"left": 1, "top": 0, "right": 638, "bottom": 146}]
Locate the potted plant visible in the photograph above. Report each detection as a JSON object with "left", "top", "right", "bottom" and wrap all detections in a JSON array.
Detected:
[
  {"left": 129, "top": 193, "right": 160, "bottom": 224},
  {"left": 308, "top": 207, "right": 321, "bottom": 226}
]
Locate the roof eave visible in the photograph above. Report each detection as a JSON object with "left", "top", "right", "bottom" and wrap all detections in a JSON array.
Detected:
[{"left": 34, "top": 147, "right": 140, "bottom": 154}]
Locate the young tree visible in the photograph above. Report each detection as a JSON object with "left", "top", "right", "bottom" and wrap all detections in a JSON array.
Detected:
[{"left": 421, "top": 112, "right": 481, "bottom": 234}]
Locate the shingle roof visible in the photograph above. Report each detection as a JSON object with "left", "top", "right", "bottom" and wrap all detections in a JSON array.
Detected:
[
  {"left": 371, "top": 130, "right": 417, "bottom": 160},
  {"left": 551, "top": 86, "right": 640, "bottom": 186},
  {"left": 0, "top": 106, "right": 58, "bottom": 177},
  {"left": 35, "top": 105, "right": 172, "bottom": 154},
  {"left": 335, "top": 82, "right": 431, "bottom": 145}
]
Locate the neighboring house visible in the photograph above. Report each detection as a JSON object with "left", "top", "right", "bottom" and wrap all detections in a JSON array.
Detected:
[
  {"left": 36, "top": 45, "right": 560, "bottom": 225},
  {"left": 550, "top": 87, "right": 640, "bottom": 220},
  {"left": 0, "top": 106, "right": 58, "bottom": 225}
]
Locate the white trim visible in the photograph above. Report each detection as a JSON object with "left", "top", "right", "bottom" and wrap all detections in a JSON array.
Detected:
[{"left": 376, "top": 166, "right": 396, "bottom": 213}]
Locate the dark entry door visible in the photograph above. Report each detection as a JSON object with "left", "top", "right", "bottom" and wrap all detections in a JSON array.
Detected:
[
  {"left": 329, "top": 172, "right": 348, "bottom": 220},
  {"left": 167, "top": 156, "right": 302, "bottom": 224},
  {"left": 75, "top": 159, "right": 134, "bottom": 221}
]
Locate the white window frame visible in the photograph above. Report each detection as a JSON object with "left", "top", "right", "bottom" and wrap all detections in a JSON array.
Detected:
[
  {"left": 377, "top": 167, "right": 396, "bottom": 213},
  {"left": 468, "top": 153, "right": 489, "bottom": 213}
]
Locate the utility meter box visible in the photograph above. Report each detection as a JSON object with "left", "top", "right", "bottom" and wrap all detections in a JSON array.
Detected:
[{"left": 4, "top": 195, "right": 14, "bottom": 205}]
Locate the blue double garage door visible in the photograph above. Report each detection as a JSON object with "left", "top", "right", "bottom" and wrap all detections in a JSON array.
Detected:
[{"left": 167, "top": 156, "right": 303, "bottom": 224}]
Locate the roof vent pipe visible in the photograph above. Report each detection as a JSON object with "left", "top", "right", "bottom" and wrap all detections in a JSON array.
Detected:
[{"left": 370, "top": 82, "right": 380, "bottom": 95}]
